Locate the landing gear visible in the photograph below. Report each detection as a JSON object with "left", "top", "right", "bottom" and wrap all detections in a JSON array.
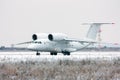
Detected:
[
  {"left": 50, "top": 52, "right": 57, "bottom": 55},
  {"left": 36, "top": 51, "right": 40, "bottom": 55},
  {"left": 50, "top": 52, "right": 53, "bottom": 55},
  {"left": 62, "top": 51, "right": 70, "bottom": 56}
]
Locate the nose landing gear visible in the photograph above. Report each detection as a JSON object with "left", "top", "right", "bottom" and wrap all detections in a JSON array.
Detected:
[{"left": 36, "top": 51, "right": 40, "bottom": 55}]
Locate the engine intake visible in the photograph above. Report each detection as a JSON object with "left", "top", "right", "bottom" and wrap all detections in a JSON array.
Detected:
[
  {"left": 32, "top": 33, "right": 68, "bottom": 41},
  {"left": 32, "top": 34, "right": 37, "bottom": 40},
  {"left": 48, "top": 33, "right": 68, "bottom": 41},
  {"left": 32, "top": 33, "right": 48, "bottom": 40},
  {"left": 48, "top": 34, "right": 53, "bottom": 41}
]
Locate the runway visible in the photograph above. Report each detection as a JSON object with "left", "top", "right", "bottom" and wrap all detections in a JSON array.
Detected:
[{"left": 0, "top": 52, "right": 120, "bottom": 62}]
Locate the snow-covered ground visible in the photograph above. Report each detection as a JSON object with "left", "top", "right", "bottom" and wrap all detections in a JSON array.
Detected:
[
  {"left": 0, "top": 52, "right": 120, "bottom": 62},
  {"left": 0, "top": 52, "right": 120, "bottom": 80}
]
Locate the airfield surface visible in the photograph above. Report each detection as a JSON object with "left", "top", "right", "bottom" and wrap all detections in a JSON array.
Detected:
[
  {"left": 0, "top": 52, "right": 120, "bottom": 62},
  {"left": 0, "top": 52, "right": 120, "bottom": 80}
]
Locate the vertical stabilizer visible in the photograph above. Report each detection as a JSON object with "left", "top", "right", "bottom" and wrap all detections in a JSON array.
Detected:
[{"left": 82, "top": 23, "right": 114, "bottom": 40}]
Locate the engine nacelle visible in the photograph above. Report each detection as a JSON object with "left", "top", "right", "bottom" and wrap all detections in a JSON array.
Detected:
[
  {"left": 32, "top": 33, "right": 48, "bottom": 40},
  {"left": 48, "top": 33, "right": 68, "bottom": 41}
]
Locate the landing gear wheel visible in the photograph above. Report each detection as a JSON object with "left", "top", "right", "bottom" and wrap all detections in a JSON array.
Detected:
[
  {"left": 63, "top": 52, "right": 70, "bottom": 56},
  {"left": 50, "top": 52, "right": 53, "bottom": 55},
  {"left": 54, "top": 53, "right": 57, "bottom": 55},
  {"left": 50, "top": 52, "right": 57, "bottom": 55},
  {"left": 36, "top": 51, "right": 40, "bottom": 55},
  {"left": 67, "top": 52, "right": 70, "bottom": 55}
]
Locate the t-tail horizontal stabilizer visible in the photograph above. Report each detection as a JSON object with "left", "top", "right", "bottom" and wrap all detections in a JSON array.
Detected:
[{"left": 82, "top": 23, "right": 114, "bottom": 40}]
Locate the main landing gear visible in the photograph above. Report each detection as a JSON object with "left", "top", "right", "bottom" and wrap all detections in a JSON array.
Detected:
[
  {"left": 50, "top": 52, "right": 57, "bottom": 55},
  {"left": 62, "top": 51, "right": 70, "bottom": 55}
]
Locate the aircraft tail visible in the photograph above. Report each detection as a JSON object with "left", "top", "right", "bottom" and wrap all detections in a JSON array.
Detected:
[{"left": 82, "top": 23, "right": 114, "bottom": 40}]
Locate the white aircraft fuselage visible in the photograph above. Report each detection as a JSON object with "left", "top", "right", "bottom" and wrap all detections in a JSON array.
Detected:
[
  {"left": 17, "top": 23, "right": 114, "bottom": 55},
  {"left": 27, "top": 39, "right": 89, "bottom": 53}
]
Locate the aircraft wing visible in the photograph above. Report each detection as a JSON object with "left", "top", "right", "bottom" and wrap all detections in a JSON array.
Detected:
[
  {"left": 15, "top": 39, "right": 98, "bottom": 45},
  {"left": 15, "top": 41, "right": 34, "bottom": 45},
  {"left": 15, "top": 40, "right": 43, "bottom": 45},
  {"left": 63, "top": 38, "right": 98, "bottom": 44}
]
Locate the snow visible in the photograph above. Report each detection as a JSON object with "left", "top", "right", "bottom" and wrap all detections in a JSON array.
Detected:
[{"left": 0, "top": 52, "right": 120, "bottom": 62}]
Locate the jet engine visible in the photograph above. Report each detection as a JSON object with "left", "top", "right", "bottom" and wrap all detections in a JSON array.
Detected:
[
  {"left": 32, "top": 33, "right": 48, "bottom": 40},
  {"left": 48, "top": 33, "right": 68, "bottom": 41}
]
